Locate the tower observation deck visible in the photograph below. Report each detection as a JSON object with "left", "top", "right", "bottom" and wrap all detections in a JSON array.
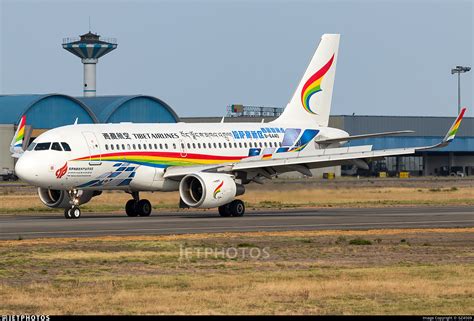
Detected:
[{"left": 62, "top": 32, "right": 117, "bottom": 97}]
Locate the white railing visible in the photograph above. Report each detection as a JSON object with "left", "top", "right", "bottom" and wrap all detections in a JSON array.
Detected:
[{"left": 62, "top": 37, "right": 117, "bottom": 45}]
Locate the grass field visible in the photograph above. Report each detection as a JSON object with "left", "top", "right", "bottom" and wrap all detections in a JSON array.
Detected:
[
  {"left": 1, "top": 228, "right": 473, "bottom": 314},
  {"left": 1, "top": 183, "right": 474, "bottom": 214}
]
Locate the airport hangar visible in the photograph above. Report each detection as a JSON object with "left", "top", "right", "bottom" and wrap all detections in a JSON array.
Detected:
[{"left": 0, "top": 95, "right": 473, "bottom": 178}]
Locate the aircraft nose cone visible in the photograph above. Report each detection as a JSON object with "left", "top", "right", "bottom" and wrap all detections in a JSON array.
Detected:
[{"left": 15, "top": 155, "right": 33, "bottom": 184}]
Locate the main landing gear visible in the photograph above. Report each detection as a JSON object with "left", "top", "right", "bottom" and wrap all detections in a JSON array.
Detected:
[
  {"left": 125, "top": 191, "right": 152, "bottom": 217},
  {"left": 64, "top": 190, "right": 81, "bottom": 219},
  {"left": 218, "top": 199, "right": 245, "bottom": 217}
]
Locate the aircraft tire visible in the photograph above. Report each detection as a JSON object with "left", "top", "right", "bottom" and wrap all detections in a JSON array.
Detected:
[
  {"left": 125, "top": 199, "right": 138, "bottom": 217},
  {"left": 64, "top": 208, "right": 72, "bottom": 219},
  {"left": 229, "top": 200, "right": 245, "bottom": 217},
  {"left": 137, "top": 199, "right": 152, "bottom": 217},
  {"left": 70, "top": 206, "right": 81, "bottom": 219},
  {"left": 218, "top": 204, "right": 232, "bottom": 217}
]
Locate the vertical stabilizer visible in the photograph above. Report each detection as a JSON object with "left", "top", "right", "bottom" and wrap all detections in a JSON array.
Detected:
[
  {"left": 10, "top": 115, "right": 26, "bottom": 158},
  {"left": 273, "top": 34, "right": 340, "bottom": 127}
]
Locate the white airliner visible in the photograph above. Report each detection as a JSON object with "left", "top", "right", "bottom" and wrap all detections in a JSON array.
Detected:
[{"left": 10, "top": 34, "right": 466, "bottom": 219}]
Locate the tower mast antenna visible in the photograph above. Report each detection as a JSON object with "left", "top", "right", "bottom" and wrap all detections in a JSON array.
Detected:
[{"left": 62, "top": 31, "right": 117, "bottom": 97}]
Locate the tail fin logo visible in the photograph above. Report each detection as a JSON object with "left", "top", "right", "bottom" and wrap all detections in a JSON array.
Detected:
[{"left": 301, "top": 54, "right": 334, "bottom": 114}]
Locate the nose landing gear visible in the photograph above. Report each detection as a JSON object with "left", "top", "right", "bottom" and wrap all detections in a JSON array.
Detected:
[
  {"left": 125, "top": 191, "right": 152, "bottom": 217},
  {"left": 64, "top": 190, "right": 82, "bottom": 219}
]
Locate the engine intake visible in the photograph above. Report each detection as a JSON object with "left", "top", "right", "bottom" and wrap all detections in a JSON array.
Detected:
[{"left": 179, "top": 173, "right": 244, "bottom": 208}]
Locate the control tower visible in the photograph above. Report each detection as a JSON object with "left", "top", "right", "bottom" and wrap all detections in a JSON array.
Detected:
[{"left": 62, "top": 32, "right": 117, "bottom": 97}]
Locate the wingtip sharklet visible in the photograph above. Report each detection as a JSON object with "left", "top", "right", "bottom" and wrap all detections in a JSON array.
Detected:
[
  {"left": 417, "top": 107, "right": 467, "bottom": 151},
  {"left": 443, "top": 107, "right": 466, "bottom": 143}
]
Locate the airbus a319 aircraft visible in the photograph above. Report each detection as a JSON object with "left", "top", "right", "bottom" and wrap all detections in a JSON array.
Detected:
[{"left": 10, "top": 34, "right": 466, "bottom": 219}]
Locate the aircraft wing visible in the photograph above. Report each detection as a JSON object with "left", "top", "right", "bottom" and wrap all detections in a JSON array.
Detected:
[
  {"left": 315, "top": 130, "right": 414, "bottom": 145},
  {"left": 164, "top": 145, "right": 413, "bottom": 179},
  {"left": 164, "top": 108, "right": 467, "bottom": 179}
]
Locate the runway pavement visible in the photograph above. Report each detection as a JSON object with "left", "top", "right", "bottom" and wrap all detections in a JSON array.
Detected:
[{"left": 0, "top": 206, "right": 473, "bottom": 240}]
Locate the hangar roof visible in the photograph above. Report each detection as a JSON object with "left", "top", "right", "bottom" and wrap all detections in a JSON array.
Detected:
[
  {"left": 0, "top": 94, "right": 98, "bottom": 127},
  {"left": 77, "top": 95, "right": 179, "bottom": 123},
  {"left": 0, "top": 94, "right": 179, "bottom": 128}
]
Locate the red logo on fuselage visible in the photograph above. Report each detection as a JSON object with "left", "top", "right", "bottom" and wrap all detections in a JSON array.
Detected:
[{"left": 56, "top": 162, "right": 68, "bottom": 179}]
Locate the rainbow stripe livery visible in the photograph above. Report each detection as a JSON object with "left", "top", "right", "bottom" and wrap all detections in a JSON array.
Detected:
[
  {"left": 444, "top": 107, "right": 466, "bottom": 142},
  {"left": 213, "top": 181, "right": 224, "bottom": 199},
  {"left": 14, "top": 115, "right": 26, "bottom": 148},
  {"left": 74, "top": 151, "right": 247, "bottom": 168},
  {"left": 10, "top": 115, "right": 26, "bottom": 157},
  {"left": 300, "top": 54, "right": 334, "bottom": 114}
]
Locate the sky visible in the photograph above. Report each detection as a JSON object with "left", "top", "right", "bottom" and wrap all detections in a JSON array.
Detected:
[{"left": 1, "top": 0, "right": 472, "bottom": 118}]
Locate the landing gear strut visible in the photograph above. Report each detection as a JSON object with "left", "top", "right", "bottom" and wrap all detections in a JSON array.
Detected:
[
  {"left": 125, "top": 192, "right": 152, "bottom": 217},
  {"left": 64, "top": 190, "right": 81, "bottom": 219},
  {"left": 218, "top": 199, "right": 245, "bottom": 217}
]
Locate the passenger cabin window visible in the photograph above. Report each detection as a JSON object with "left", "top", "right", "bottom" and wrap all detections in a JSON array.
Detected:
[
  {"left": 34, "top": 142, "right": 51, "bottom": 151},
  {"left": 61, "top": 142, "right": 71, "bottom": 151},
  {"left": 51, "top": 142, "right": 62, "bottom": 151},
  {"left": 105, "top": 144, "right": 109, "bottom": 151}
]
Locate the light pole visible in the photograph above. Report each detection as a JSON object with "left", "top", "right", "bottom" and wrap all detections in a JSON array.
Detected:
[{"left": 451, "top": 65, "right": 471, "bottom": 114}]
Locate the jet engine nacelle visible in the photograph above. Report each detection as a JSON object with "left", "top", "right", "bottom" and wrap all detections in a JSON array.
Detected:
[
  {"left": 38, "top": 188, "right": 101, "bottom": 208},
  {"left": 179, "top": 172, "right": 245, "bottom": 208}
]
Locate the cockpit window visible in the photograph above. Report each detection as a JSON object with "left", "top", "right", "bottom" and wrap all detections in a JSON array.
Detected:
[
  {"left": 61, "top": 142, "right": 71, "bottom": 151},
  {"left": 27, "top": 143, "right": 36, "bottom": 151},
  {"left": 34, "top": 142, "right": 51, "bottom": 151},
  {"left": 51, "top": 142, "right": 62, "bottom": 151}
]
